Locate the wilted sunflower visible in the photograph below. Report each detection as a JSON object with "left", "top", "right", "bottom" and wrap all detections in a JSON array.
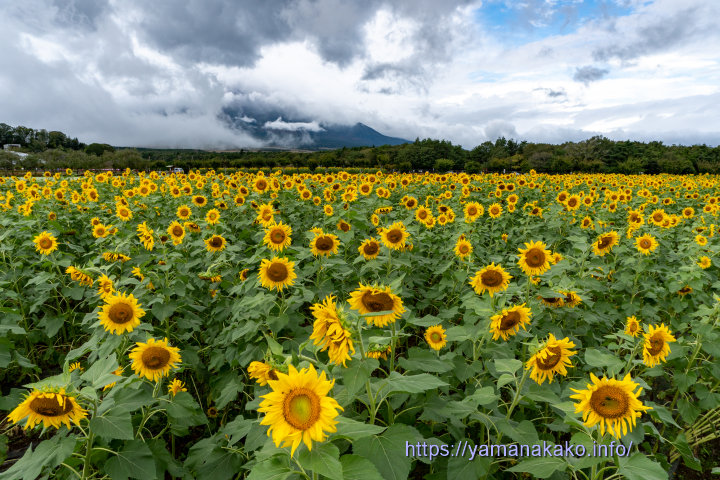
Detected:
[
  {"left": 99, "top": 291, "right": 146, "bottom": 334},
  {"left": 205, "top": 234, "right": 227, "bottom": 252},
  {"left": 258, "top": 364, "right": 343, "bottom": 456},
  {"left": 592, "top": 231, "right": 619, "bottom": 256},
  {"left": 625, "top": 316, "right": 641, "bottom": 337},
  {"left": 137, "top": 221, "right": 154, "bottom": 251},
  {"left": 167, "top": 221, "right": 186, "bottom": 245},
  {"left": 33, "top": 231, "right": 58, "bottom": 255},
  {"left": 540, "top": 295, "right": 564, "bottom": 308},
  {"left": 635, "top": 234, "right": 658, "bottom": 255},
  {"left": 248, "top": 361, "right": 278, "bottom": 386},
  {"left": 525, "top": 334, "right": 577, "bottom": 384},
  {"left": 517, "top": 241, "right": 552, "bottom": 276},
  {"left": 129, "top": 337, "right": 181, "bottom": 382},
  {"left": 8, "top": 388, "right": 87, "bottom": 430},
  {"left": 264, "top": 222, "right": 292, "bottom": 252},
  {"left": 559, "top": 290, "right": 582, "bottom": 308},
  {"left": 310, "top": 232, "right": 340, "bottom": 257},
  {"left": 348, "top": 283, "right": 405, "bottom": 327},
  {"left": 490, "top": 304, "right": 532, "bottom": 341},
  {"left": 259, "top": 257, "right": 297, "bottom": 291},
  {"left": 366, "top": 345, "right": 391, "bottom": 360},
  {"left": 454, "top": 236, "right": 473, "bottom": 260},
  {"left": 643, "top": 323, "right": 676, "bottom": 367},
  {"left": 469, "top": 263, "right": 512, "bottom": 297},
  {"left": 358, "top": 238, "right": 381, "bottom": 260},
  {"left": 424, "top": 325, "right": 447, "bottom": 351},
  {"left": 381, "top": 222, "right": 409, "bottom": 250},
  {"left": 570, "top": 373, "right": 651, "bottom": 438}
]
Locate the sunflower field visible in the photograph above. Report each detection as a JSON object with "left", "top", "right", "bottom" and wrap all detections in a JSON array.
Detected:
[{"left": 1, "top": 168, "right": 719, "bottom": 480}]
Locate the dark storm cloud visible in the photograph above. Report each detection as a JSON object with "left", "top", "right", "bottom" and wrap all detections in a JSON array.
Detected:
[
  {"left": 592, "top": 7, "right": 707, "bottom": 62},
  {"left": 573, "top": 66, "right": 609, "bottom": 85}
]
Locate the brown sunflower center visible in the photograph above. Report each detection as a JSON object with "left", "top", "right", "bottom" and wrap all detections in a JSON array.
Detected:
[
  {"left": 362, "top": 290, "right": 394, "bottom": 312},
  {"left": 647, "top": 334, "right": 665, "bottom": 355},
  {"left": 39, "top": 237, "right": 53, "bottom": 249},
  {"left": 339, "top": 222, "right": 350, "bottom": 232},
  {"left": 172, "top": 226, "right": 183, "bottom": 237},
  {"left": 256, "top": 180, "right": 267, "bottom": 190},
  {"left": 418, "top": 210, "right": 428, "bottom": 219},
  {"left": 386, "top": 229, "right": 403, "bottom": 244},
  {"left": 109, "top": 302, "right": 134, "bottom": 324},
  {"left": 141, "top": 346, "right": 171, "bottom": 369},
  {"left": 628, "top": 323, "right": 638, "bottom": 333},
  {"left": 481, "top": 269, "right": 504, "bottom": 287},
  {"left": 590, "top": 385, "right": 630, "bottom": 419},
  {"left": 639, "top": 239, "right": 651, "bottom": 249},
  {"left": 270, "top": 230, "right": 286, "bottom": 244},
  {"left": 180, "top": 209, "right": 189, "bottom": 217},
  {"left": 283, "top": 388, "right": 321, "bottom": 430},
  {"left": 525, "top": 248, "right": 546, "bottom": 268},
  {"left": 196, "top": 198, "right": 206, "bottom": 205},
  {"left": 499, "top": 311, "right": 521, "bottom": 330},
  {"left": 491, "top": 207, "right": 500, "bottom": 214},
  {"left": 407, "top": 199, "right": 416, "bottom": 208},
  {"left": 458, "top": 244, "right": 470, "bottom": 254},
  {"left": 29, "top": 395, "right": 73, "bottom": 417},
  {"left": 597, "top": 236, "right": 613, "bottom": 249},
  {"left": 363, "top": 242, "right": 379, "bottom": 255},
  {"left": 267, "top": 262, "right": 289, "bottom": 282},
  {"left": 543, "top": 297, "right": 562, "bottom": 304},
  {"left": 536, "top": 346, "right": 563, "bottom": 370},
  {"left": 209, "top": 236, "right": 223, "bottom": 248},
  {"left": 653, "top": 213, "right": 663, "bottom": 222},
  {"left": 468, "top": 206, "right": 477, "bottom": 216},
  {"left": 568, "top": 198, "right": 578, "bottom": 207},
  {"left": 430, "top": 332, "right": 442, "bottom": 342},
  {"left": 268, "top": 369, "right": 278, "bottom": 381},
  {"left": 315, "top": 236, "right": 334, "bottom": 251}
]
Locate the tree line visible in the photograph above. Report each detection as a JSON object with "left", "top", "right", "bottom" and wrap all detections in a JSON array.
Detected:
[{"left": 2, "top": 122, "right": 720, "bottom": 174}]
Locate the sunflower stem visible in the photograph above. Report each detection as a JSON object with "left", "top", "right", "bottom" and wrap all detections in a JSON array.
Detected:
[
  {"left": 80, "top": 402, "right": 97, "bottom": 480},
  {"left": 505, "top": 367, "right": 530, "bottom": 420},
  {"left": 389, "top": 321, "right": 397, "bottom": 373}
]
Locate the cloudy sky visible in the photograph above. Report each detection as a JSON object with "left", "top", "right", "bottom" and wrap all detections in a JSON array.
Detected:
[{"left": 2, "top": 0, "right": 719, "bottom": 148}]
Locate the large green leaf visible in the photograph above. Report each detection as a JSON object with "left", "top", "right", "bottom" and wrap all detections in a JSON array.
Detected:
[
  {"left": 340, "top": 454, "right": 384, "bottom": 480},
  {"left": 89, "top": 409, "right": 134, "bottom": 440},
  {"left": 104, "top": 440, "right": 157, "bottom": 480},
  {"left": 297, "top": 443, "right": 342, "bottom": 480},
  {"left": 380, "top": 373, "right": 448, "bottom": 395},
  {"left": 506, "top": 457, "right": 567, "bottom": 478},
  {"left": 331, "top": 417, "right": 386, "bottom": 441},
  {"left": 617, "top": 453, "right": 667, "bottom": 480},
  {"left": 353, "top": 424, "right": 421, "bottom": 480},
  {"left": 0, "top": 435, "right": 77, "bottom": 480}
]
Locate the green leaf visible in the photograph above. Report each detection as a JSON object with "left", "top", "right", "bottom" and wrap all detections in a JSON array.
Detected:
[
  {"left": 90, "top": 409, "right": 134, "bottom": 440},
  {"left": 353, "top": 424, "right": 421, "bottom": 480},
  {"left": 331, "top": 417, "right": 386, "bottom": 441},
  {"left": 340, "top": 454, "right": 384, "bottom": 480},
  {"left": 397, "top": 348, "right": 452, "bottom": 373},
  {"left": 341, "top": 358, "right": 379, "bottom": 397},
  {"left": 671, "top": 434, "right": 702, "bottom": 472},
  {"left": 0, "top": 435, "right": 76, "bottom": 480},
  {"left": 105, "top": 440, "right": 157, "bottom": 480},
  {"left": 381, "top": 372, "right": 448, "bottom": 395},
  {"left": 584, "top": 348, "right": 623, "bottom": 373},
  {"left": 80, "top": 353, "right": 119, "bottom": 389},
  {"left": 166, "top": 391, "right": 207, "bottom": 435},
  {"left": 246, "top": 454, "right": 294, "bottom": 480},
  {"left": 463, "top": 386, "right": 498, "bottom": 407},
  {"left": 617, "top": 453, "right": 668, "bottom": 480},
  {"left": 494, "top": 358, "right": 522, "bottom": 374},
  {"left": 297, "top": 443, "right": 342, "bottom": 480},
  {"left": 506, "top": 456, "right": 567, "bottom": 478}
]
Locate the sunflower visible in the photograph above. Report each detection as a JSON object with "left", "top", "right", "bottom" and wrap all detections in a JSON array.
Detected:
[
  {"left": 192, "top": 195, "right": 207, "bottom": 207},
  {"left": 92, "top": 223, "right": 111, "bottom": 239},
  {"left": 309, "top": 295, "right": 355, "bottom": 366},
  {"left": 678, "top": 285, "right": 692, "bottom": 296},
  {"left": 323, "top": 205, "right": 333, "bottom": 216},
  {"left": 348, "top": 283, "right": 405, "bottom": 327},
  {"left": 559, "top": 290, "right": 582, "bottom": 308},
  {"left": 337, "top": 219, "right": 351, "bottom": 232},
  {"left": 184, "top": 221, "right": 201, "bottom": 233},
  {"left": 540, "top": 295, "right": 564, "bottom": 308},
  {"left": 570, "top": 373, "right": 651, "bottom": 438},
  {"left": 69, "top": 362, "right": 83, "bottom": 373},
  {"left": 490, "top": 304, "right": 532, "bottom": 340},
  {"left": 259, "top": 257, "right": 297, "bottom": 291},
  {"left": 264, "top": 222, "right": 292, "bottom": 252},
  {"left": 33, "top": 231, "right": 58, "bottom": 255},
  {"left": 366, "top": 345, "right": 391, "bottom": 360},
  {"left": 642, "top": 323, "right": 676, "bottom": 367},
  {"left": 469, "top": 263, "right": 512, "bottom": 297},
  {"left": 205, "top": 208, "right": 221, "bottom": 225},
  {"left": 517, "top": 241, "right": 552, "bottom": 276},
  {"left": 635, "top": 234, "right": 658, "bottom": 255},
  {"left": 488, "top": 203, "right": 502, "bottom": 219},
  {"left": 177, "top": 205, "right": 191, "bottom": 220},
  {"left": 525, "top": 334, "right": 577, "bottom": 385},
  {"left": 454, "top": 236, "right": 473, "bottom": 260},
  {"left": 97, "top": 274, "right": 114, "bottom": 300},
  {"left": 167, "top": 221, "right": 186, "bottom": 245},
  {"left": 205, "top": 234, "right": 227, "bottom": 252},
  {"left": 592, "top": 231, "right": 619, "bottom": 257},
  {"left": 463, "top": 202, "right": 483, "bottom": 223},
  {"left": 310, "top": 232, "right": 340, "bottom": 257},
  {"left": 99, "top": 292, "right": 146, "bottom": 334},
  {"left": 168, "top": 379, "right": 187, "bottom": 396},
  {"left": 625, "top": 316, "right": 641, "bottom": 337},
  {"left": 695, "top": 235, "right": 707, "bottom": 246},
  {"left": 248, "top": 361, "right": 278, "bottom": 386},
  {"left": 358, "top": 238, "right": 381, "bottom": 260},
  {"left": 258, "top": 364, "right": 343, "bottom": 456},
  {"left": 129, "top": 337, "right": 181, "bottom": 382},
  {"left": 239, "top": 268, "right": 250, "bottom": 281},
  {"left": 8, "top": 388, "right": 87, "bottom": 430},
  {"left": 116, "top": 205, "right": 133, "bottom": 221},
  {"left": 425, "top": 325, "right": 447, "bottom": 351},
  {"left": 381, "top": 222, "right": 409, "bottom": 250},
  {"left": 698, "top": 256, "right": 712, "bottom": 269},
  {"left": 415, "top": 206, "right": 431, "bottom": 223},
  {"left": 137, "top": 221, "right": 154, "bottom": 251}
]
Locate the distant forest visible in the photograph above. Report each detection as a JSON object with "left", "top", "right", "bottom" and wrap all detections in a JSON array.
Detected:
[{"left": 2, "top": 122, "right": 720, "bottom": 174}]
